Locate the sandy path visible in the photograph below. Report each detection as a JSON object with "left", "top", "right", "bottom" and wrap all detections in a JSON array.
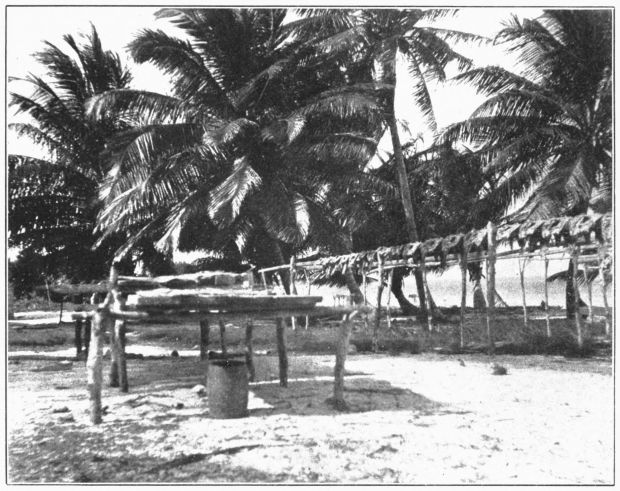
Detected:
[{"left": 7, "top": 353, "right": 613, "bottom": 484}]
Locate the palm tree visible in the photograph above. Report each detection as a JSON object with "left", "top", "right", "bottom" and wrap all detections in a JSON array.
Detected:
[
  {"left": 8, "top": 26, "right": 134, "bottom": 294},
  {"left": 443, "top": 9, "right": 612, "bottom": 316},
  {"left": 87, "top": 8, "right": 387, "bottom": 290},
  {"left": 289, "top": 8, "right": 486, "bottom": 314}
]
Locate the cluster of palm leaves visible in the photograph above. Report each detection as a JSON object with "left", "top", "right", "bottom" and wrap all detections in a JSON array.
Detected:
[{"left": 9, "top": 8, "right": 612, "bottom": 309}]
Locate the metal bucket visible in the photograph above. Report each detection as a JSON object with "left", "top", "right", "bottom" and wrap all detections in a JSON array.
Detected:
[{"left": 207, "top": 354, "right": 249, "bottom": 419}]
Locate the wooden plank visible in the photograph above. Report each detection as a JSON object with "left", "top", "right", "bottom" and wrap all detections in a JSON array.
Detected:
[
  {"left": 126, "top": 293, "right": 323, "bottom": 311},
  {"left": 109, "top": 304, "right": 374, "bottom": 320},
  {"left": 276, "top": 317, "right": 288, "bottom": 387}
]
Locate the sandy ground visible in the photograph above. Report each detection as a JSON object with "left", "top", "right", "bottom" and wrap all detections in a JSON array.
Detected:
[{"left": 7, "top": 346, "right": 613, "bottom": 484}]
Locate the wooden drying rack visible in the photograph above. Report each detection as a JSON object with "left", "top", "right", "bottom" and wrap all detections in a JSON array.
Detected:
[{"left": 74, "top": 266, "right": 371, "bottom": 424}]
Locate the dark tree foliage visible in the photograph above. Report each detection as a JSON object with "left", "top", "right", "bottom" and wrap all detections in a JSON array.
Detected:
[{"left": 8, "top": 26, "right": 134, "bottom": 296}]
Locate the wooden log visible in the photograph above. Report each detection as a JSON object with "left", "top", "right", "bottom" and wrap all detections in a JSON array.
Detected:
[
  {"left": 87, "top": 310, "right": 107, "bottom": 424},
  {"left": 275, "top": 317, "right": 288, "bottom": 387},
  {"left": 260, "top": 272, "right": 268, "bottom": 291},
  {"left": 485, "top": 222, "right": 497, "bottom": 354},
  {"left": 218, "top": 318, "right": 227, "bottom": 354},
  {"left": 373, "top": 254, "right": 384, "bottom": 353},
  {"left": 245, "top": 319, "right": 255, "bottom": 382},
  {"left": 571, "top": 247, "right": 583, "bottom": 348},
  {"left": 543, "top": 251, "right": 551, "bottom": 337},
  {"left": 459, "top": 250, "right": 467, "bottom": 349},
  {"left": 332, "top": 314, "right": 352, "bottom": 411},
  {"left": 200, "top": 318, "right": 210, "bottom": 361},
  {"left": 519, "top": 257, "right": 529, "bottom": 332}
]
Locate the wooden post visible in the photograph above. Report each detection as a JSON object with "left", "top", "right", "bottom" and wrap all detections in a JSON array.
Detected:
[
  {"left": 111, "top": 283, "right": 128, "bottom": 393},
  {"left": 420, "top": 249, "right": 433, "bottom": 333},
  {"left": 218, "top": 318, "right": 227, "bottom": 354},
  {"left": 260, "top": 271, "right": 268, "bottom": 291},
  {"left": 373, "top": 254, "right": 384, "bottom": 353},
  {"left": 108, "top": 266, "right": 120, "bottom": 388},
  {"left": 84, "top": 318, "right": 91, "bottom": 361},
  {"left": 485, "top": 221, "right": 496, "bottom": 354},
  {"left": 571, "top": 246, "right": 583, "bottom": 348},
  {"left": 386, "top": 268, "right": 394, "bottom": 330},
  {"left": 199, "top": 318, "right": 210, "bottom": 360},
  {"left": 58, "top": 300, "right": 64, "bottom": 326},
  {"left": 109, "top": 326, "right": 119, "bottom": 387},
  {"left": 585, "top": 265, "right": 594, "bottom": 323},
  {"left": 74, "top": 317, "right": 83, "bottom": 358},
  {"left": 543, "top": 251, "right": 551, "bottom": 338},
  {"left": 275, "top": 317, "right": 288, "bottom": 387},
  {"left": 459, "top": 249, "right": 467, "bottom": 349},
  {"left": 245, "top": 319, "right": 255, "bottom": 382},
  {"left": 362, "top": 268, "right": 369, "bottom": 331},
  {"left": 289, "top": 256, "right": 297, "bottom": 331},
  {"left": 332, "top": 314, "right": 352, "bottom": 411},
  {"left": 115, "top": 316, "right": 128, "bottom": 393},
  {"left": 519, "top": 257, "right": 529, "bottom": 333},
  {"left": 87, "top": 309, "right": 107, "bottom": 424},
  {"left": 305, "top": 270, "right": 311, "bottom": 330},
  {"left": 598, "top": 244, "right": 611, "bottom": 336}
]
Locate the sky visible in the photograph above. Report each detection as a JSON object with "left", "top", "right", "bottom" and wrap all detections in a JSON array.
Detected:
[{"left": 6, "top": 6, "right": 543, "bottom": 159}]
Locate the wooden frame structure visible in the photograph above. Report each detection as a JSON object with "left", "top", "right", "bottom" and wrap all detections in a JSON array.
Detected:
[
  {"left": 73, "top": 268, "right": 370, "bottom": 424},
  {"left": 260, "top": 213, "right": 612, "bottom": 349}
]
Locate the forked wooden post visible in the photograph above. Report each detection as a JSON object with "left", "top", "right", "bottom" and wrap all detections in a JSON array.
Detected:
[
  {"left": 542, "top": 250, "right": 551, "bottom": 337},
  {"left": 199, "top": 318, "right": 210, "bottom": 360},
  {"left": 245, "top": 318, "right": 255, "bottom": 382},
  {"left": 459, "top": 247, "right": 468, "bottom": 349},
  {"left": 485, "top": 221, "right": 497, "bottom": 354},
  {"left": 87, "top": 309, "right": 107, "bottom": 424},
  {"left": 332, "top": 314, "right": 353, "bottom": 411},
  {"left": 275, "top": 317, "right": 288, "bottom": 387},
  {"left": 571, "top": 246, "right": 583, "bottom": 348},
  {"left": 373, "top": 253, "right": 384, "bottom": 352}
]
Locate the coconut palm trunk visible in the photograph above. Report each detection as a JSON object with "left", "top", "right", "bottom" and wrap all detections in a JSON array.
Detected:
[{"left": 386, "top": 111, "right": 427, "bottom": 316}]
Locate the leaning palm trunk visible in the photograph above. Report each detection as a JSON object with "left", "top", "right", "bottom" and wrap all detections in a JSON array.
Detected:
[
  {"left": 390, "top": 268, "right": 418, "bottom": 315},
  {"left": 386, "top": 111, "right": 427, "bottom": 317}
]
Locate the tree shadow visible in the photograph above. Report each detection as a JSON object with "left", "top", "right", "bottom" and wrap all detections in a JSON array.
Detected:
[{"left": 248, "top": 376, "right": 459, "bottom": 417}]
